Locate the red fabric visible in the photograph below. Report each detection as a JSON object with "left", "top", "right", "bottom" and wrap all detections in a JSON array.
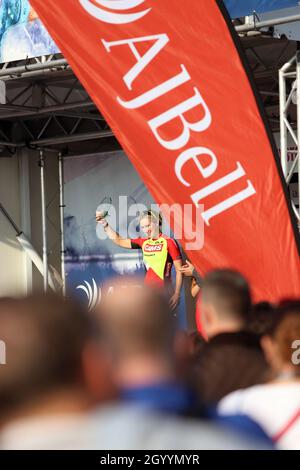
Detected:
[
  {"left": 130, "top": 237, "right": 143, "bottom": 248},
  {"left": 166, "top": 238, "right": 182, "bottom": 261},
  {"left": 144, "top": 268, "right": 167, "bottom": 288}
]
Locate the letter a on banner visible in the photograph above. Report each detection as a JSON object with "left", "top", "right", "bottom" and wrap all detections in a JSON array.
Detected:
[{"left": 30, "top": 0, "right": 300, "bottom": 301}]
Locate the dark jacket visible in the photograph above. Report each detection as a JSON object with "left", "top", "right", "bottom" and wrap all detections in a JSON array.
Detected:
[{"left": 194, "top": 331, "right": 269, "bottom": 405}]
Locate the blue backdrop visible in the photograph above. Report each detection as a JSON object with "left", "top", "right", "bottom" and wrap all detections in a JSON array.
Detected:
[{"left": 64, "top": 151, "right": 188, "bottom": 328}]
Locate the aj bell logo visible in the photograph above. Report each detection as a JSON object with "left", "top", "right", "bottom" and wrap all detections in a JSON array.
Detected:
[{"left": 79, "top": 0, "right": 151, "bottom": 24}]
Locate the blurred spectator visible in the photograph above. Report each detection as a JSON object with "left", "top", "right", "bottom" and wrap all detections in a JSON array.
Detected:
[
  {"left": 187, "top": 331, "right": 206, "bottom": 362},
  {"left": 97, "top": 281, "right": 199, "bottom": 416},
  {"left": 0, "top": 292, "right": 270, "bottom": 450},
  {"left": 96, "top": 280, "right": 272, "bottom": 445},
  {"left": 191, "top": 276, "right": 201, "bottom": 299},
  {"left": 193, "top": 270, "right": 268, "bottom": 405},
  {"left": 247, "top": 302, "right": 276, "bottom": 338},
  {"left": 0, "top": 294, "right": 115, "bottom": 416},
  {"left": 218, "top": 302, "right": 300, "bottom": 449},
  {"left": 0, "top": 294, "right": 116, "bottom": 448},
  {"left": 180, "top": 261, "right": 206, "bottom": 339}
]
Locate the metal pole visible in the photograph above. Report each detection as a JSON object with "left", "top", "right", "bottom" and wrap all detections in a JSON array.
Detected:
[
  {"left": 286, "top": 154, "right": 299, "bottom": 185},
  {"left": 0, "top": 203, "right": 21, "bottom": 234},
  {"left": 236, "top": 14, "right": 300, "bottom": 33},
  {"left": 0, "top": 141, "right": 24, "bottom": 148},
  {"left": 0, "top": 101, "right": 95, "bottom": 120},
  {"left": 39, "top": 149, "right": 48, "bottom": 292},
  {"left": 292, "top": 201, "right": 300, "bottom": 222},
  {"left": 30, "top": 130, "right": 113, "bottom": 146},
  {"left": 0, "top": 201, "right": 58, "bottom": 290},
  {"left": 58, "top": 152, "right": 66, "bottom": 296},
  {"left": 297, "top": 52, "right": 300, "bottom": 220},
  {"left": 279, "top": 68, "right": 288, "bottom": 178},
  {"left": 280, "top": 56, "right": 296, "bottom": 74},
  {"left": 0, "top": 58, "right": 68, "bottom": 78}
]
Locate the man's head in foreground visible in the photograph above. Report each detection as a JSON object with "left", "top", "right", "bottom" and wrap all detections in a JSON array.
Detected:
[
  {"left": 0, "top": 294, "right": 115, "bottom": 425},
  {"left": 261, "top": 301, "right": 300, "bottom": 377},
  {"left": 96, "top": 280, "right": 186, "bottom": 388},
  {"left": 201, "top": 269, "right": 252, "bottom": 339}
]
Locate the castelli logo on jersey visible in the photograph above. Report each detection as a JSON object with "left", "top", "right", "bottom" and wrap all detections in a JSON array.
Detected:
[
  {"left": 79, "top": 0, "right": 151, "bottom": 24},
  {"left": 144, "top": 243, "right": 163, "bottom": 252}
]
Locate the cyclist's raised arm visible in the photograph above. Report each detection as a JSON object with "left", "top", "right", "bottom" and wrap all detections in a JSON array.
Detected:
[{"left": 96, "top": 215, "right": 132, "bottom": 249}]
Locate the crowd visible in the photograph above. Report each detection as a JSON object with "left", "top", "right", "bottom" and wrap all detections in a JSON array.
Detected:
[{"left": 0, "top": 269, "right": 299, "bottom": 450}]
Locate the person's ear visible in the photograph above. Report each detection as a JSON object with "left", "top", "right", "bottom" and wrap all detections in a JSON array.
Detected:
[{"left": 201, "top": 302, "right": 214, "bottom": 337}]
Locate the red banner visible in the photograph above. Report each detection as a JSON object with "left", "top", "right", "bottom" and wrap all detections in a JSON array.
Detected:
[{"left": 30, "top": 0, "right": 300, "bottom": 301}]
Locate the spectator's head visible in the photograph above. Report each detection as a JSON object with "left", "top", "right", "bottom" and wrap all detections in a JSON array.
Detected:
[
  {"left": 200, "top": 269, "right": 252, "bottom": 339},
  {"left": 0, "top": 294, "right": 115, "bottom": 425},
  {"left": 187, "top": 331, "right": 206, "bottom": 361},
  {"left": 97, "top": 280, "right": 179, "bottom": 386},
  {"left": 247, "top": 302, "right": 275, "bottom": 338},
  {"left": 261, "top": 301, "right": 300, "bottom": 377}
]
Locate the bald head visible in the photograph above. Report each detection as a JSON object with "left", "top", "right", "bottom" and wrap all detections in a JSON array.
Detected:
[{"left": 98, "top": 281, "right": 175, "bottom": 360}]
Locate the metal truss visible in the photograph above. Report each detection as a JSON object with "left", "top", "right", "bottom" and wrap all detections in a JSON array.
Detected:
[
  {"left": 0, "top": 54, "right": 113, "bottom": 154},
  {"left": 0, "top": 39, "right": 294, "bottom": 155},
  {"left": 0, "top": 53, "right": 68, "bottom": 80},
  {"left": 236, "top": 12, "right": 300, "bottom": 34},
  {"left": 279, "top": 53, "right": 300, "bottom": 222},
  {"left": 0, "top": 45, "right": 298, "bottom": 228},
  {"left": 243, "top": 37, "right": 296, "bottom": 133}
]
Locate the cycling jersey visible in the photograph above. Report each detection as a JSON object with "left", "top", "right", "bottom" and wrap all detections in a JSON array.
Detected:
[{"left": 131, "top": 234, "right": 182, "bottom": 288}]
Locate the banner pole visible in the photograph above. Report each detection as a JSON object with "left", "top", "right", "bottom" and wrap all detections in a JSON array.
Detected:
[
  {"left": 39, "top": 149, "right": 48, "bottom": 293},
  {"left": 58, "top": 152, "right": 66, "bottom": 296},
  {"left": 279, "top": 67, "right": 288, "bottom": 178}
]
